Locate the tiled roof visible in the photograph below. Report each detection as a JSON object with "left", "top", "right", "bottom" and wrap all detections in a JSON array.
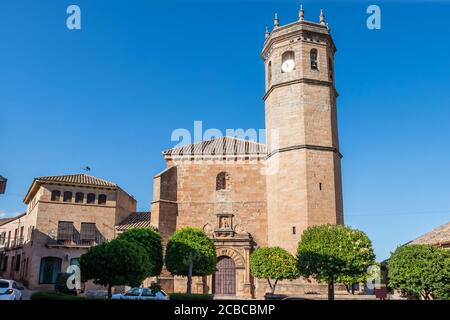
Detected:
[
  {"left": 0, "top": 218, "right": 14, "bottom": 226},
  {"left": 116, "top": 212, "right": 152, "bottom": 231},
  {"left": 163, "top": 136, "right": 267, "bottom": 157},
  {"left": 35, "top": 174, "right": 117, "bottom": 188},
  {"left": 410, "top": 222, "right": 450, "bottom": 246},
  {"left": 0, "top": 213, "right": 26, "bottom": 226}
]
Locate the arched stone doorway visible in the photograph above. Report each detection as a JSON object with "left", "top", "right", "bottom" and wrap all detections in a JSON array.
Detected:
[{"left": 213, "top": 256, "right": 236, "bottom": 296}]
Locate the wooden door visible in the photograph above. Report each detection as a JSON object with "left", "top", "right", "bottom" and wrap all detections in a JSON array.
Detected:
[{"left": 214, "top": 256, "right": 236, "bottom": 295}]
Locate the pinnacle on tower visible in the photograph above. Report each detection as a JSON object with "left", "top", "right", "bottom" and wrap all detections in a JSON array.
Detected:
[
  {"left": 265, "top": 26, "right": 270, "bottom": 39},
  {"left": 273, "top": 13, "right": 279, "bottom": 28},
  {"left": 299, "top": 4, "right": 305, "bottom": 21},
  {"left": 319, "top": 9, "right": 326, "bottom": 25}
]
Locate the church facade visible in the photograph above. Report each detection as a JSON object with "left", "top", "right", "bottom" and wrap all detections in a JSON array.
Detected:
[{"left": 151, "top": 7, "right": 344, "bottom": 298}]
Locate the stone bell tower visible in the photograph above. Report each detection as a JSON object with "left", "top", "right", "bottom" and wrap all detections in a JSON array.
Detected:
[{"left": 263, "top": 6, "right": 344, "bottom": 254}]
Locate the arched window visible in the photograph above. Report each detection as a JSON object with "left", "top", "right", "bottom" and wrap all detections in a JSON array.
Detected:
[
  {"left": 75, "top": 192, "right": 84, "bottom": 203},
  {"left": 51, "top": 190, "right": 60, "bottom": 201},
  {"left": 86, "top": 193, "right": 95, "bottom": 204},
  {"left": 310, "top": 49, "right": 318, "bottom": 70},
  {"left": 98, "top": 194, "right": 107, "bottom": 205},
  {"left": 216, "top": 172, "right": 231, "bottom": 191},
  {"left": 267, "top": 61, "right": 272, "bottom": 84},
  {"left": 63, "top": 191, "right": 72, "bottom": 202}
]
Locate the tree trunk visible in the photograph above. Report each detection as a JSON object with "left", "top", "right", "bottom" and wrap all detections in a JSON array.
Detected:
[
  {"left": 186, "top": 261, "right": 193, "bottom": 294},
  {"left": 351, "top": 284, "right": 355, "bottom": 295},
  {"left": 272, "top": 279, "right": 279, "bottom": 294},
  {"left": 107, "top": 284, "right": 112, "bottom": 299},
  {"left": 328, "top": 278, "right": 335, "bottom": 301},
  {"left": 344, "top": 284, "right": 350, "bottom": 294}
]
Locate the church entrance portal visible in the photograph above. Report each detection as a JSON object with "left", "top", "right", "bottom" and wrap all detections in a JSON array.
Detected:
[{"left": 213, "top": 256, "right": 236, "bottom": 296}]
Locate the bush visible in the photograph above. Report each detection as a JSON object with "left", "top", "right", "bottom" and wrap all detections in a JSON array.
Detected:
[
  {"left": 54, "top": 273, "right": 77, "bottom": 295},
  {"left": 31, "top": 291, "right": 85, "bottom": 300},
  {"left": 169, "top": 293, "right": 214, "bottom": 300}
]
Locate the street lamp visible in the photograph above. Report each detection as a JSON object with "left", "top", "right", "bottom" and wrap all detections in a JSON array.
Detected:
[{"left": 0, "top": 176, "right": 7, "bottom": 194}]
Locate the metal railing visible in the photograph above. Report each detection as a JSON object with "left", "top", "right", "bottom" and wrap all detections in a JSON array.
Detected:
[{"left": 48, "top": 232, "right": 103, "bottom": 247}]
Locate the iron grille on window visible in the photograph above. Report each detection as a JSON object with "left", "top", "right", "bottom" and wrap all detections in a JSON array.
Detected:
[
  {"left": 57, "top": 221, "right": 74, "bottom": 241},
  {"left": 80, "top": 223, "right": 96, "bottom": 241}
]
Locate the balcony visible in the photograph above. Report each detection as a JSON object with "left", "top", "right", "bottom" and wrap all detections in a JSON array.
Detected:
[{"left": 46, "top": 232, "right": 104, "bottom": 249}]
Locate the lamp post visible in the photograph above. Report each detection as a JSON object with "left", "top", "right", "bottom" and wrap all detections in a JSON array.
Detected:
[{"left": 0, "top": 176, "right": 7, "bottom": 194}]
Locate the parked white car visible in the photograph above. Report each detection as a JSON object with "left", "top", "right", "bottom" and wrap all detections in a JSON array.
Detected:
[
  {"left": 0, "top": 279, "right": 23, "bottom": 300},
  {"left": 111, "top": 287, "right": 169, "bottom": 300}
]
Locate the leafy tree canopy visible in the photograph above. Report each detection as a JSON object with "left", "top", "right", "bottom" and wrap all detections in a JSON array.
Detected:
[
  {"left": 297, "top": 225, "right": 375, "bottom": 300},
  {"left": 297, "top": 224, "right": 375, "bottom": 284},
  {"left": 250, "top": 247, "right": 299, "bottom": 294},
  {"left": 388, "top": 244, "right": 450, "bottom": 300},
  {"left": 79, "top": 239, "right": 150, "bottom": 298},
  {"left": 117, "top": 228, "right": 163, "bottom": 276},
  {"left": 165, "top": 227, "right": 216, "bottom": 276}
]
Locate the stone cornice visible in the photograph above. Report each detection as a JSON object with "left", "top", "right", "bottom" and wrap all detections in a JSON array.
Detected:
[
  {"left": 263, "top": 78, "right": 338, "bottom": 101},
  {"left": 266, "top": 144, "right": 343, "bottom": 159}
]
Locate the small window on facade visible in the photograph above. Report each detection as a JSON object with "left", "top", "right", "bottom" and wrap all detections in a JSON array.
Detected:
[
  {"left": 310, "top": 49, "right": 318, "bottom": 70},
  {"left": 98, "top": 194, "right": 107, "bottom": 205},
  {"left": 319, "top": 183, "right": 323, "bottom": 191},
  {"left": 329, "top": 58, "right": 333, "bottom": 80},
  {"left": 15, "top": 254, "right": 21, "bottom": 272},
  {"left": 267, "top": 61, "right": 272, "bottom": 84},
  {"left": 216, "top": 172, "right": 231, "bottom": 191},
  {"left": 51, "top": 190, "right": 61, "bottom": 201},
  {"left": 75, "top": 192, "right": 84, "bottom": 203},
  {"left": 63, "top": 191, "right": 72, "bottom": 202},
  {"left": 2, "top": 256, "right": 8, "bottom": 272},
  {"left": 292, "top": 226, "right": 296, "bottom": 235},
  {"left": 86, "top": 193, "right": 95, "bottom": 204}
]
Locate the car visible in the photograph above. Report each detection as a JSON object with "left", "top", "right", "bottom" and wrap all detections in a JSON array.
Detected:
[
  {"left": 111, "top": 287, "right": 169, "bottom": 300},
  {"left": 0, "top": 279, "right": 24, "bottom": 300}
]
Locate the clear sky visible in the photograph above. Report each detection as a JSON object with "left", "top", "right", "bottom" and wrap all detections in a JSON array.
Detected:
[{"left": 1, "top": 0, "right": 449, "bottom": 261}]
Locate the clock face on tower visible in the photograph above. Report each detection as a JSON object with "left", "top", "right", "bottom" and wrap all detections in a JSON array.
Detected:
[{"left": 281, "top": 59, "right": 295, "bottom": 73}]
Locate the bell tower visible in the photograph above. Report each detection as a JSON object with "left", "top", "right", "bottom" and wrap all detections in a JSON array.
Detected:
[{"left": 263, "top": 6, "right": 344, "bottom": 253}]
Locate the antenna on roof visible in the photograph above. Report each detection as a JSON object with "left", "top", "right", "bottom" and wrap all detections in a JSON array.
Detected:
[{"left": 80, "top": 166, "right": 91, "bottom": 172}]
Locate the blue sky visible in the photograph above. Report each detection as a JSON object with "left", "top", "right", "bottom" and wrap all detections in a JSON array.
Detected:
[{"left": 1, "top": 0, "right": 449, "bottom": 261}]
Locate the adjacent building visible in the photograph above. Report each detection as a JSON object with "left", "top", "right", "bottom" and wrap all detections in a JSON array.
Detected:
[{"left": 0, "top": 174, "right": 141, "bottom": 290}]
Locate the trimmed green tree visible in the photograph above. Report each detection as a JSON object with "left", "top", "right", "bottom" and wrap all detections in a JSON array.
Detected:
[
  {"left": 165, "top": 227, "right": 216, "bottom": 294},
  {"left": 250, "top": 247, "right": 299, "bottom": 294},
  {"left": 388, "top": 244, "right": 450, "bottom": 300},
  {"left": 117, "top": 228, "right": 163, "bottom": 276},
  {"left": 79, "top": 239, "right": 150, "bottom": 299},
  {"left": 297, "top": 224, "right": 375, "bottom": 300}
]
